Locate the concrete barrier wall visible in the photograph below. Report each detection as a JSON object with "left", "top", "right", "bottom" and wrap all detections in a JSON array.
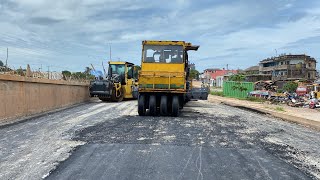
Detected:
[{"left": 0, "top": 74, "right": 90, "bottom": 123}]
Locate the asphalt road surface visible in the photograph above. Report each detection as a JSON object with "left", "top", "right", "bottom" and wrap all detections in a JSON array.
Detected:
[{"left": 0, "top": 99, "right": 319, "bottom": 180}]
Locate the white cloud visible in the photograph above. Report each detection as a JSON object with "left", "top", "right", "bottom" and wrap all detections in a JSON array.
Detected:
[{"left": 0, "top": 0, "right": 319, "bottom": 71}]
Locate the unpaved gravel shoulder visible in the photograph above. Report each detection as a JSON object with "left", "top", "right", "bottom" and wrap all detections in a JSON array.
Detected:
[
  {"left": 0, "top": 100, "right": 137, "bottom": 180},
  {"left": 196, "top": 100, "right": 320, "bottom": 179}
]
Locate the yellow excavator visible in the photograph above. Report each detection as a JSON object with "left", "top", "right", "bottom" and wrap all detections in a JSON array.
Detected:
[{"left": 89, "top": 61, "right": 138, "bottom": 102}]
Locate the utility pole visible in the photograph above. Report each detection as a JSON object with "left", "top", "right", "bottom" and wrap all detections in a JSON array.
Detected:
[
  {"left": 5, "top": 48, "right": 8, "bottom": 68},
  {"left": 47, "top": 66, "right": 50, "bottom": 79}
]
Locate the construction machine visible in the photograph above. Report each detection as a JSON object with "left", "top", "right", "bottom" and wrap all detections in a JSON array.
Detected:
[
  {"left": 138, "top": 40, "right": 208, "bottom": 117},
  {"left": 89, "top": 61, "right": 138, "bottom": 102}
]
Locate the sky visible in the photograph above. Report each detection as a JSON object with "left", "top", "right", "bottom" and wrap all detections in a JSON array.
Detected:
[{"left": 0, "top": 0, "right": 320, "bottom": 72}]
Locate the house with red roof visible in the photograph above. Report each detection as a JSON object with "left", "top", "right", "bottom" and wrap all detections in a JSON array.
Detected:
[{"left": 202, "top": 68, "right": 238, "bottom": 86}]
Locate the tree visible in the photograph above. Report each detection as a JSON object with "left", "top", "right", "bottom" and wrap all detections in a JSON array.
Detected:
[
  {"left": 16, "top": 67, "right": 25, "bottom": 76},
  {"left": 229, "top": 74, "right": 246, "bottom": 82},
  {"left": 190, "top": 69, "right": 200, "bottom": 80},
  {"left": 0, "top": 60, "right": 3, "bottom": 67},
  {"left": 229, "top": 74, "right": 248, "bottom": 92},
  {"left": 283, "top": 81, "right": 298, "bottom": 93},
  {"left": 62, "top": 70, "right": 72, "bottom": 80}
]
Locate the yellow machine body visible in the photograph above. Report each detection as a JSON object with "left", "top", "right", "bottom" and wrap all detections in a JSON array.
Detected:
[
  {"left": 137, "top": 40, "right": 206, "bottom": 117},
  {"left": 89, "top": 61, "right": 138, "bottom": 102},
  {"left": 139, "top": 40, "right": 198, "bottom": 94}
]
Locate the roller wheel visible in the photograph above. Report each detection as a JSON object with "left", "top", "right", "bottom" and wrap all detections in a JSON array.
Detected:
[
  {"left": 111, "top": 87, "right": 124, "bottom": 102},
  {"left": 149, "top": 95, "right": 157, "bottom": 116},
  {"left": 160, "top": 95, "right": 168, "bottom": 116},
  {"left": 172, "top": 95, "right": 179, "bottom": 117},
  {"left": 99, "top": 97, "right": 109, "bottom": 102},
  {"left": 138, "top": 94, "right": 146, "bottom": 116}
]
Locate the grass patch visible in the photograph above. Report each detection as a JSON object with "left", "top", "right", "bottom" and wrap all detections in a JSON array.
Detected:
[
  {"left": 236, "top": 96, "right": 266, "bottom": 102},
  {"left": 245, "top": 96, "right": 266, "bottom": 102},
  {"left": 275, "top": 106, "right": 285, "bottom": 112},
  {"left": 210, "top": 91, "right": 224, "bottom": 96}
]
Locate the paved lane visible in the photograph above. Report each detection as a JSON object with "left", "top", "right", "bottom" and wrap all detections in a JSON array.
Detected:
[
  {"left": 47, "top": 101, "right": 320, "bottom": 179},
  {"left": 0, "top": 99, "right": 319, "bottom": 179}
]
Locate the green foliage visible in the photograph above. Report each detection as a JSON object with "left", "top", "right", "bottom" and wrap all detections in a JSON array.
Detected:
[
  {"left": 16, "top": 68, "right": 25, "bottom": 76},
  {"left": 62, "top": 70, "right": 72, "bottom": 80},
  {"left": 190, "top": 69, "right": 200, "bottom": 80},
  {"left": 229, "top": 74, "right": 248, "bottom": 92},
  {"left": 0, "top": 60, "right": 3, "bottom": 67},
  {"left": 229, "top": 74, "right": 246, "bottom": 82},
  {"left": 210, "top": 91, "right": 224, "bottom": 96},
  {"left": 275, "top": 106, "right": 285, "bottom": 112},
  {"left": 71, "top": 72, "right": 85, "bottom": 79},
  {"left": 245, "top": 96, "right": 266, "bottom": 102},
  {"left": 231, "top": 85, "right": 248, "bottom": 92},
  {"left": 283, "top": 82, "right": 298, "bottom": 93},
  {"left": 277, "top": 89, "right": 283, "bottom": 93}
]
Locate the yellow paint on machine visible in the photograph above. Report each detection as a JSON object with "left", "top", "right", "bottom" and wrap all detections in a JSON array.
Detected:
[{"left": 139, "top": 63, "right": 186, "bottom": 93}]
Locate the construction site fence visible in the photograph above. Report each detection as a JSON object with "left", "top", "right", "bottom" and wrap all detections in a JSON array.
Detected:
[{"left": 223, "top": 81, "right": 254, "bottom": 98}]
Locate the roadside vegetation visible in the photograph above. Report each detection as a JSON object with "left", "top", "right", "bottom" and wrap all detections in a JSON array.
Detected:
[
  {"left": 210, "top": 91, "right": 224, "bottom": 96},
  {"left": 283, "top": 82, "right": 298, "bottom": 93},
  {"left": 244, "top": 96, "right": 266, "bottom": 102},
  {"left": 275, "top": 106, "right": 285, "bottom": 112}
]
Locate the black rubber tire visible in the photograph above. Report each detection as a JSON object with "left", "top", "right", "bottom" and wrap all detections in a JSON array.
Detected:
[
  {"left": 138, "top": 94, "right": 146, "bottom": 116},
  {"left": 99, "top": 97, "right": 109, "bottom": 102},
  {"left": 111, "top": 87, "right": 124, "bottom": 102},
  {"left": 172, "top": 95, "right": 179, "bottom": 117},
  {"left": 149, "top": 95, "right": 157, "bottom": 116},
  {"left": 160, "top": 95, "right": 168, "bottom": 116}
]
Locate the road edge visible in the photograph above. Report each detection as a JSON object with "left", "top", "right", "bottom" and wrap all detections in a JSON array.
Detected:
[
  {"left": 0, "top": 102, "right": 86, "bottom": 128},
  {"left": 210, "top": 96, "right": 320, "bottom": 131}
]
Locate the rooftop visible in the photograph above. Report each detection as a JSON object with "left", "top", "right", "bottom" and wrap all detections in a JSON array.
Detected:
[
  {"left": 204, "top": 68, "right": 221, "bottom": 71},
  {"left": 245, "top": 66, "right": 259, "bottom": 71},
  {"left": 260, "top": 54, "right": 317, "bottom": 63}
]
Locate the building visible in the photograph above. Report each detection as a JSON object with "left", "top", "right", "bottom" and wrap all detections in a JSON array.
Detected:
[
  {"left": 259, "top": 54, "right": 317, "bottom": 81},
  {"left": 203, "top": 68, "right": 237, "bottom": 86},
  {"left": 244, "top": 65, "right": 271, "bottom": 82},
  {"left": 244, "top": 66, "right": 259, "bottom": 75}
]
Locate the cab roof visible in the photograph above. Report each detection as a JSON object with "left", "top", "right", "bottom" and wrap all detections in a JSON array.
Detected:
[
  {"left": 108, "top": 61, "right": 134, "bottom": 66},
  {"left": 142, "top": 40, "right": 199, "bottom": 51}
]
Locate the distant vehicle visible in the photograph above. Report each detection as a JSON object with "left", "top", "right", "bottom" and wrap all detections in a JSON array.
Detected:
[
  {"left": 138, "top": 40, "right": 208, "bottom": 117},
  {"left": 309, "top": 98, "right": 320, "bottom": 109},
  {"left": 89, "top": 61, "right": 138, "bottom": 102},
  {"left": 296, "top": 86, "right": 307, "bottom": 96}
]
